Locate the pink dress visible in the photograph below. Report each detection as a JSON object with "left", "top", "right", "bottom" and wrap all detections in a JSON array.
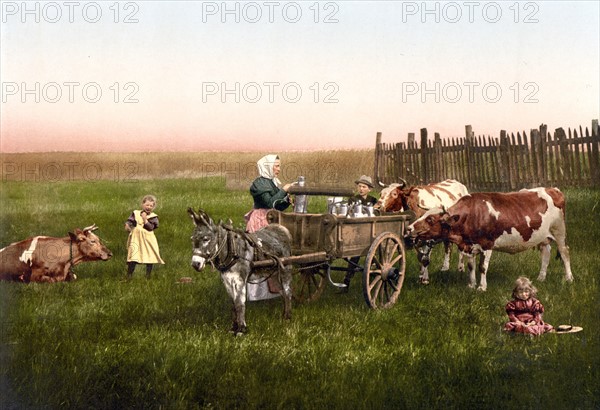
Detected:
[{"left": 504, "top": 297, "right": 554, "bottom": 335}]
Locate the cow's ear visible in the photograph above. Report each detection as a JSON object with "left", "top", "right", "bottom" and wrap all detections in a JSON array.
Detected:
[
  {"left": 443, "top": 214, "right": 460, "bottom": 227},
  {"left": 69, "top": 229, "right": 84, "bottom": 242}
]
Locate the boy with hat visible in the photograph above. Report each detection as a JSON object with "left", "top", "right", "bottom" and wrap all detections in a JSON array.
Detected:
[
  {"left": 342, "top": 175, "right": 378, "bottom": 292},
  {"left": 348, "top": 175, "right": 378, "bottom": 207}
]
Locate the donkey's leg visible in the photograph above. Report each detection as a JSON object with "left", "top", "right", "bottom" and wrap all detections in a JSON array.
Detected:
[
  {"left": 280, "top": 268, "right": 293, "bottom": 321},
  {"left": 222, "top": 270, "right": 248, "bottom": 334}
]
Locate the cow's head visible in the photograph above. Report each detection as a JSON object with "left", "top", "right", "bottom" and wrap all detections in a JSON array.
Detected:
[
  {"left": 188, "top": 208, "right": 218, "bottom": 272},
  {"left": 68, "top": 224, "right": 112, "bottom": 261},
  {"left": 406, "top": 207, "right": 459, "bottom": 241},
  {"left": 377, "top": 178, "right": 410, "bottom": 212}
]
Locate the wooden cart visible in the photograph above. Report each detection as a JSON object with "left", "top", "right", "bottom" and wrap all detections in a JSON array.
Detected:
[{"left": 253, "top": 208, "right": 414, "bottom": 309}]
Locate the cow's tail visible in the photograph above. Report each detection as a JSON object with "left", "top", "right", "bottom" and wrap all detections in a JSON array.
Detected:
[{"left": 555, "top": 248, "right": 561, "bottom": 260}]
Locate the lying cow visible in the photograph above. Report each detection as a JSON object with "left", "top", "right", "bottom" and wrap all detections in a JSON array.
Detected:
[
  {"left": 0, "top": 224, "right": 112, "bottom": 282},
  {"left": 405, "top": 187, "right": 573, "bottom": 291},
  {"left": 377, "top": 178, "right": 469, "bottom": 284}
]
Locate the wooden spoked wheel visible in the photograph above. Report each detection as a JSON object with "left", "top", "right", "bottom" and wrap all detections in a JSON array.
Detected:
[
  {"left": 363, "top": 232, "right": 406, "bottom": 309},
  {"left": 293, "top": 267, "right": 326, "bottom": 303}
]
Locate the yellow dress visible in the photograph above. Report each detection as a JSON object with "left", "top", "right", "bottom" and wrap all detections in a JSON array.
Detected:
[{"left": 127, "top": 210, "right": 165, "bottom": 264}]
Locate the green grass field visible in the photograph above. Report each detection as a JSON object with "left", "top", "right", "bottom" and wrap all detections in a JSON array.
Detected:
[{"left": 1, "top": 172, "right": 599, "bottom": 409}]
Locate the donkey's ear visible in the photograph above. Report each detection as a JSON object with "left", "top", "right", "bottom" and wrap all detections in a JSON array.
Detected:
[
  {"left": 188, "top": 208, "right": 200, "bottom": 225},
  {"left": 197, "top": 209, "right": 213, "bottom": 226}
]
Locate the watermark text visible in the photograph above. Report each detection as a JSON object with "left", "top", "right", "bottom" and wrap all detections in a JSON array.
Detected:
[
  {"left": 2, "top": 82, "right": 140, "bottom": 103},
  {"left": 2, "top": 162, "right": 139, "bottom": 182},
  {"left": 1, "top": 1, "right": 140, "bottom": 23},
  {"left": 201, "top": 1, "right": 339, "bottom": 23},
  {"left": 402, "top": 81, "right": 539, "bottom": 103},
  {"left": 401, "top": 1, "right": 539, "bottom": 23},
  {"left": 202, "top": 81, "right": 339, "bottom": 103}
]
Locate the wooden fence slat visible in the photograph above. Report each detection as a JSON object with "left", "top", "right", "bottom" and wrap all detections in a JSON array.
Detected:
[
  {"left": 573, "top": 128, "right": 583, "bottom": 184},
  {"left": 590, "top": 120, "right": 600, "bottom": 186},
  {"left": 374, "top": 120, "right": 599, "bottom": 191}
]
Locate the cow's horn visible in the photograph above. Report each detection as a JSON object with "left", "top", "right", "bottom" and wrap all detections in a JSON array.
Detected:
[
  {"left": 83, "top": 224, "right": 98, "bottom": 232},
  {"left": 398, "top": 177, "right": 408, "bottom": 188},
  {"left": 378, "top": 181, "right": 388, "bottom": 188}
]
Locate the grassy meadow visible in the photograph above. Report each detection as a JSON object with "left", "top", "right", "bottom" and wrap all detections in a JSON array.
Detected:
[{"left": 0, "top": 152, "right": 599, "bottom": 409}]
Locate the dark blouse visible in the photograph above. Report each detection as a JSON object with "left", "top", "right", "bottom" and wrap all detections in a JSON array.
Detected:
[
  {"left": 126, "top": 212, "right": 159, "bottom": 231},
  {"left": 249, "top": 177, "right": 291, "bottom": 211}
]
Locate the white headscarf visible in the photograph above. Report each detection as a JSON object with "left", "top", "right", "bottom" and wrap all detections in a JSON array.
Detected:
[{"left": 256, "top": 154, "right": 282, "bottom": 187}]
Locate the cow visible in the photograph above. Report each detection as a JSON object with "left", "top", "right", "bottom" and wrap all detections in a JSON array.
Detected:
[
  {"left": 0, "top": 224, "right": 112, "bottom": 283},
  {"left": 405, "top": 187, "right": 573, "bottom": 291},
  {"left": 377, "top": 178, "right": 469, "bottom": 284}
]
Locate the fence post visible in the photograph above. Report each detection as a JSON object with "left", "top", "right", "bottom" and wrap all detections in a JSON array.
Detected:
[
  {"left": 556, "top": 128, "right": 570, "bottom": 184},
  {"left": 499, "top": 130, "right": 511, "bottom": 190},
  {"left": 530, "top": 129, "right": 541, "bottom": 186},
  {"left": 591, "top": 119, "right": 600, "bottom": 187},
  {"left": 434, "top": 133, "right": 443, "bottom": 181},
  {"left": 540, "top": 124, "right": 556, "bottom": 185},
  {"left": 420, "top": 128, "right": 429, "bottom": 183},
  {"left": 464, "top": 125, "right": 473, "bottom": 189},
  {"left": 374, "top": 132, "right": 382, "bottom": 186}
]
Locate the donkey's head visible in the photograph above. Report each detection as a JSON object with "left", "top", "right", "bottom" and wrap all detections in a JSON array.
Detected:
[{"left": 188, "top": 208, "right": 219, "bottom": 271}]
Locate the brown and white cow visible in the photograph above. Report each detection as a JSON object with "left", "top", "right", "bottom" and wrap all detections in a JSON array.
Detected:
[
  {"left": 377, "top": 178, "right": 469, "bottom": 284},
  {"left": 0, "top": 224, "right": 112, "bottom": 283},
  {"left": 405, "top": 187, "right": 573, "bottom": 291}
]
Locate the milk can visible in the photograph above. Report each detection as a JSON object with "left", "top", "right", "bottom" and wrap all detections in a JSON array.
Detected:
[
  {"left": 353, "top": 202, "right": 363, "bottom": 217},
  {"left": 339, "top": 202, "right": 348, "bottom": 216},
  {"left": 293, "top": 176, "right": 308, "bottom": 213},
  {"left": 366, "top": 204, "right": 374, "bottom": 217}
]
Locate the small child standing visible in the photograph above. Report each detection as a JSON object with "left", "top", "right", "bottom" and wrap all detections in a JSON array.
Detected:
[
  {"left": 125, "top": 195, "right": 165, "bottom": 279},
  {"left": 504, "top": 276, "right": 553, "bottom": 335}
]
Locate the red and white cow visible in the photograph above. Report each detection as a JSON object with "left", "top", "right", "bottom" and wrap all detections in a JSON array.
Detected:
[
  {"left": 0, "top": 224, "right": 112, "bottom": 283},
  {"left": 377, "top": 178, "right": 469, "bottom": 283},
  {"left": 405, "top": 187, "right": 573, "bottom": 291}
]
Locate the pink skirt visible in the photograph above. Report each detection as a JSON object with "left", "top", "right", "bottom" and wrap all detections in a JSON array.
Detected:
[
  {"left": 504, "top": 321, "right": 554, "bottom": 335},
  {"left": 244, "top": 208, "right": 270, "bottom": 233}
]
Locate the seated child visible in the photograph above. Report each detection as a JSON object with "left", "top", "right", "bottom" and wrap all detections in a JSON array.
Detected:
[
  {"left": 341, "top": 175, "right": 378, "bottom": 292},
  {"left": 348, "top": 175, "right": 378, "bottom": 207},
  {"left": 504, "top": 276, "right": 554, "bottom": 335}
]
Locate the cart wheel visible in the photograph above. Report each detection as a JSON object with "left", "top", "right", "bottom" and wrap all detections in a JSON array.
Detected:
[
  {"left": 363, "top": 232, "right": 406, "bottom": 309},
  {"left": 293, "top": 267, "right": 326, "bottom": 303}
]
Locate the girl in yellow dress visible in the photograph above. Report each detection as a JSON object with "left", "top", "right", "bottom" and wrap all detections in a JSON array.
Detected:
[{"left": 125, "top": 195, "right": 165, "bottom": 279}]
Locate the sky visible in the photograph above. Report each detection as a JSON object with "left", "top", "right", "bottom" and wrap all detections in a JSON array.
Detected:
[{"left": 1, "top": 0, "right": 598, "bottom": 152}]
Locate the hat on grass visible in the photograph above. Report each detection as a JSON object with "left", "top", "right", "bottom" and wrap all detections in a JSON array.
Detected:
[
  {"left": 355, "top": 175, "right": 374, "bottom": 188},
  {"left": 554, "top": 324, "right": 583, "bottom": 334}
]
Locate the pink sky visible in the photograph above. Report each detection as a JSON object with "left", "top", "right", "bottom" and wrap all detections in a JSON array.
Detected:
[{"left": 2, "top": 2, "right": 598, "bottom": 152}]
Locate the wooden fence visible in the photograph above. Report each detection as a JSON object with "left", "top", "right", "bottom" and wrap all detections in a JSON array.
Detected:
[{"left": 374, "top": 120, "right": 600, "bottom": 191}]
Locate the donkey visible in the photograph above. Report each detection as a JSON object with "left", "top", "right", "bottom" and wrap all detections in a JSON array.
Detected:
[{"left": 188, "top": 208, "right": 293, "bottom": 335}]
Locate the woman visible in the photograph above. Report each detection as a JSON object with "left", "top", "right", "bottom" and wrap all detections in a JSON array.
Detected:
[{"left": 244, "top": 154, "right": 294, "bottom": 300}]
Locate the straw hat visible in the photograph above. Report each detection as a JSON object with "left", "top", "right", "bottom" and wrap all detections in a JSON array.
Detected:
[
  {"left": 355, "top": 175, "right": 373, "bottom": 188},
  {"left": 554, "top": 324, "right": 583, "bottom": 334}
]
